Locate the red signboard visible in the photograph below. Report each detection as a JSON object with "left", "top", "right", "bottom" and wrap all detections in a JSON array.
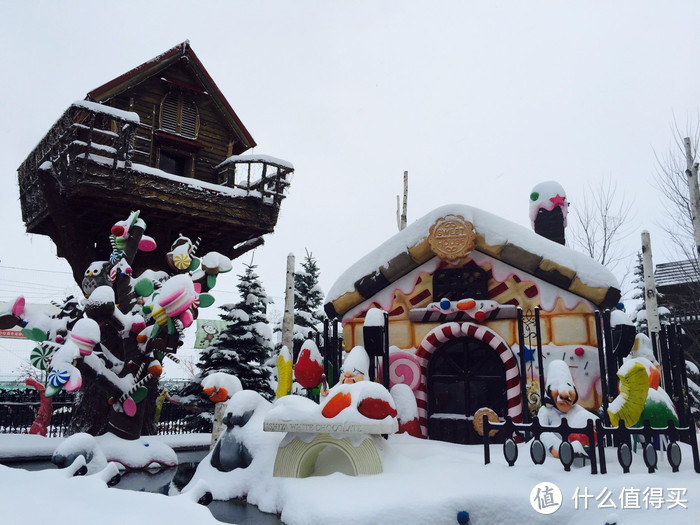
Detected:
[{"left": 0, "top": 330, "right": 24, "bottom": 338}]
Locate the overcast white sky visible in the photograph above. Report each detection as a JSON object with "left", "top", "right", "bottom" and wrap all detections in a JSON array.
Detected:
[{"left": 2, "top": 1, "right": 700, "bottom": 315}]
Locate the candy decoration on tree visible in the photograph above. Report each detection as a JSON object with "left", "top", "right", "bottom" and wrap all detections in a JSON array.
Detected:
[
  {"left": 167, "top": 236, "right": 198, "bottom": 272},
  {"left": 81, "top": 261, "right": 112, "bottom": 297},
  {"left": 294, "top": 339, "right": 324, "bottom": 389},
  {"left": 30, "top": 345, "right": 53, "bottom": 370},
  {"left": 25, "top": 378, "right": 53, "bottom": 436},
  {"left": 10, "top": 209, "right": 230, "bottom": 441},
  {"left": 119, "top": 373, "right": 154, "bottom": 417}
]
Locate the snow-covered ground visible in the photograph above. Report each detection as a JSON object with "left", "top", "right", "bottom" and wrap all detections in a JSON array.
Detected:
[{"left": 1, "top": 426, "right": 699, "bottom": 524}]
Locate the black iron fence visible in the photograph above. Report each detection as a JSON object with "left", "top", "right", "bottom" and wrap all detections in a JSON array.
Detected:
[
  {"left": 482, "top": 415, "right": 700, "bottom": 475},
  {"left": 0, "top": 388, "right": 206, "bottom": 437},
  {"left": 0, "top": 388, "right": 75, "bottom": 437}
]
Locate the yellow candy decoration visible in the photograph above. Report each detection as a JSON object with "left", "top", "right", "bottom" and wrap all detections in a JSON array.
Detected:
[
  {"left": 276, "top": 347, "right": 293, "bottom": 398},
  {"left": 608, "top": 361, "right": 650, "bottom": 427}
]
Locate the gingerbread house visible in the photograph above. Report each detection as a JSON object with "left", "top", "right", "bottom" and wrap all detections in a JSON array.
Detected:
[{"left": 324, "top": 204, "right": 621, "bottom": 444}]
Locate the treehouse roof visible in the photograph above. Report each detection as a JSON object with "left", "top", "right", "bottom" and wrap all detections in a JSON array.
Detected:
[{"left": 86, "top": 41, "right": 256, "bottom": 154}]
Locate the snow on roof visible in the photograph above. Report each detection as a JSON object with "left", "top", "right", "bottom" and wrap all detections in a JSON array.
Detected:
[
  {"left": 86, "top": 41, "right": 256, "bottom": 152},
  {"left": 655, "top": 259, "right": 700, "bottom": 288},
  {"left": 128, "top": 162, "right": 259, "bottom": 198},
  {"left": 71, "top": 100, "right": 140, "bottom": 124},
  {"left": 216, "top": 154, "right": 294, "bottom": 171},
  {"left": 326, "top": 203, "right": 619, "bottom": 312}
]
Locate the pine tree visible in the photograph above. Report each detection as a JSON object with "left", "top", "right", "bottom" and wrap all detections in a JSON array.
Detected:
[
  {"left": 293, "top": 250, "right": 326, "bottom": 357},
  {"left": 178, "top": 264, "right": 275, "bottom": 429},
  {"left": 212, "top": 264, "right": 275, "bottom": 399}
]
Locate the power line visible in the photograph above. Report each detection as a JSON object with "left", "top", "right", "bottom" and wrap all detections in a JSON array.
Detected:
[{"left": 0, "top": 265, "right": 73, "bottom": 276}]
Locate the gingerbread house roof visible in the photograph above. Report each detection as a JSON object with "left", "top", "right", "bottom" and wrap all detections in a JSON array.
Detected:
[{"left": 324, "top": 204, "right": 621, "bottom": 318}]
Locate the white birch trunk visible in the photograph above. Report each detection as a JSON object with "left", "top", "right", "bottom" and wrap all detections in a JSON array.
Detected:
[
  {"left": 641, "top": 231, "right": 661, "bottom": 337},
  {"left": 282, "top": 253, "right": 295, "bottom": 352},
  {"left": 683, "top": 137, "right": 700, "bottom": 264},
  {"left": 211, "top": 401, "right": 227, "bottom": 449}
]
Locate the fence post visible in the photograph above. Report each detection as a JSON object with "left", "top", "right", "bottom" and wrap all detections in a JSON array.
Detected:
[
  {"left": 659, "top": 325, "right": 674, "bottom": 398},
  {"left": 595, "top": 311, "right": 610, "bottom": 429},
  {"left": 516, "top": 308, "right": 530, "bottom": 424},
  {"left": 534, "top": 307, "right": 545, "bottom": 404},
  {"left": 585, "top": 418, "right": 598, "bottom": 475},
  {"left": 596, "top": 420, "right": 607, "bottom": 474},
  {"left": 483, "top": 414, "right": 491, "bottom": 465}
]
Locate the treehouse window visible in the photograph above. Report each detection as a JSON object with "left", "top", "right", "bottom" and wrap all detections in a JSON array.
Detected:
[
  {"left": 160, "top": 92, "right": 199, "bottom": 139},
  {"left": 158, "top": 149, "right": 190, "bottom": 177}
]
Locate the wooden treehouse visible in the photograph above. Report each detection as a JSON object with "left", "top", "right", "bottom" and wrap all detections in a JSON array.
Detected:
[{"left": 17, "top": 41, "right": 293, "bottom": 283}]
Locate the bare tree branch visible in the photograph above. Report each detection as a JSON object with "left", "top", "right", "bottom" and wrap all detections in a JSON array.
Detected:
[{"left": 568, "top": 178, "right": 634, "bottom": 277}]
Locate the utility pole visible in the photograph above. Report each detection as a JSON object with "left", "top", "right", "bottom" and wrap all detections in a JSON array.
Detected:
[
  {"left": 683, "top": 137, "right": 700, "bottom": 265},
  {"left": 396, "top": 171, "right": 408, "bottom": 231}
]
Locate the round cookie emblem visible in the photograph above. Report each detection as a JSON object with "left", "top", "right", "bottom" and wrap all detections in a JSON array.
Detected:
[{"left": 428, "top": 215, "right": 476, "bottom": 262}]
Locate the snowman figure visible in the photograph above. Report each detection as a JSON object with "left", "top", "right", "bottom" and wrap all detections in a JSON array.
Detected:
[{"left": 537, "top": 360, "right": 598, "bottom": 458}]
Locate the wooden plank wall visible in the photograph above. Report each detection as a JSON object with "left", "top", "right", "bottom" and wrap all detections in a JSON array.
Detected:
[{"left": 107, "top": 61, "right": 237, "bottom": 185}]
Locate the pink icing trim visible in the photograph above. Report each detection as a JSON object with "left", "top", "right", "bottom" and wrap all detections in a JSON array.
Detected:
[
  {"left": 159, "top": 288, "right": 184, "bottom": 306},
  {"left": 71, "top": 333, "right": 96, "bottom": 346}
]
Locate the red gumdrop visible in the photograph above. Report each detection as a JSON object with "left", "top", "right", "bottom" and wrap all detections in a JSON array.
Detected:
[
  {"left": 568, "top": 433, "right": 589, "bottom": 447},
  {"left": 294, "top": 349, "right": 324, "bottom": 389},
  {"left": 574, "top": 347, "right": 585, "bottom": 357},
  {"left": 358, "top": 397, "right": 398, "bottom": 420},
  {"left": 111, "top": 225, "right": 125, "bottom": 236},
  {"left": 398, "top": 418, "right": 423, "bottom": 438},
  {"left": 474, "top": 310, "right": 486, "bottom": 322}
]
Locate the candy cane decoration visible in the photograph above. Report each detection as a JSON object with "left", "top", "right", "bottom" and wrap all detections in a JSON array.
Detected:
[
  {"left": 118, "top": 373, "right": 153, "bottom": 404},
  {"left": 191, "top": 237, "right": 201, "bottom": 257},
  {"left": 163, "top": 352, "right": 180, "bottom": 364},
  {"left": 414, "top": 322, "right": 523, "bottom": 438}
]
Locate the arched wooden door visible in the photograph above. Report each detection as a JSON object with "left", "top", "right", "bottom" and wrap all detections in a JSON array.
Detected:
[{"left": 427, "top": 337, "right": 507, "bottom": 444}]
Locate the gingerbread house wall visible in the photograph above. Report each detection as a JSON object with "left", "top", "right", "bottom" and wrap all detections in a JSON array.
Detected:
[
  {"left": 341, "top": 251, "right": 599, "bottom": 351},
  {"left": 340, "top": 251, "right": 604, "bottom": 413}
]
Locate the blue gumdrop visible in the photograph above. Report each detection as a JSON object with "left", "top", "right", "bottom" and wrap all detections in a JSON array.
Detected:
[
  {"left": 440, "top": 298, "right": 451, "bottom": 310},
  {"left": 457, "top": 510, "right": 470, "bottom": 524},
  {"left": 144, "top": 443, "right": 150, "bottom": 447}
]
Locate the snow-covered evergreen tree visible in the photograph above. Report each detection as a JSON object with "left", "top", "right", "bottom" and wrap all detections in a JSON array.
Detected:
[
  {"left": 213, "top": 263, "right": 274, "bottom": 399},
  {"left": 178, "top": 264, "right": 275, "bottom": 429},
  {"left": 293, "top": 250, "right": 326, "bottom": 357}
]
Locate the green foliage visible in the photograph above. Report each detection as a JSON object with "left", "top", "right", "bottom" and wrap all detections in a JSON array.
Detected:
[
  {"left": 293, "top": 250, "right": 327, "bottom": 356},
  {"left": 180, "top": 264, "right": 275, "bottom": 429}
]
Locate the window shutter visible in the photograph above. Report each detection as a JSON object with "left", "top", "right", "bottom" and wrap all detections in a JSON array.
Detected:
[{"left": 160, "top": 94, "right": 179, "bottom": 133}]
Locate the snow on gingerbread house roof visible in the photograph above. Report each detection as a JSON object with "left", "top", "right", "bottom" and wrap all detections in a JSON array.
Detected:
[{"left": 324, "top": 203, "right": 621, "bottom": 319}]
